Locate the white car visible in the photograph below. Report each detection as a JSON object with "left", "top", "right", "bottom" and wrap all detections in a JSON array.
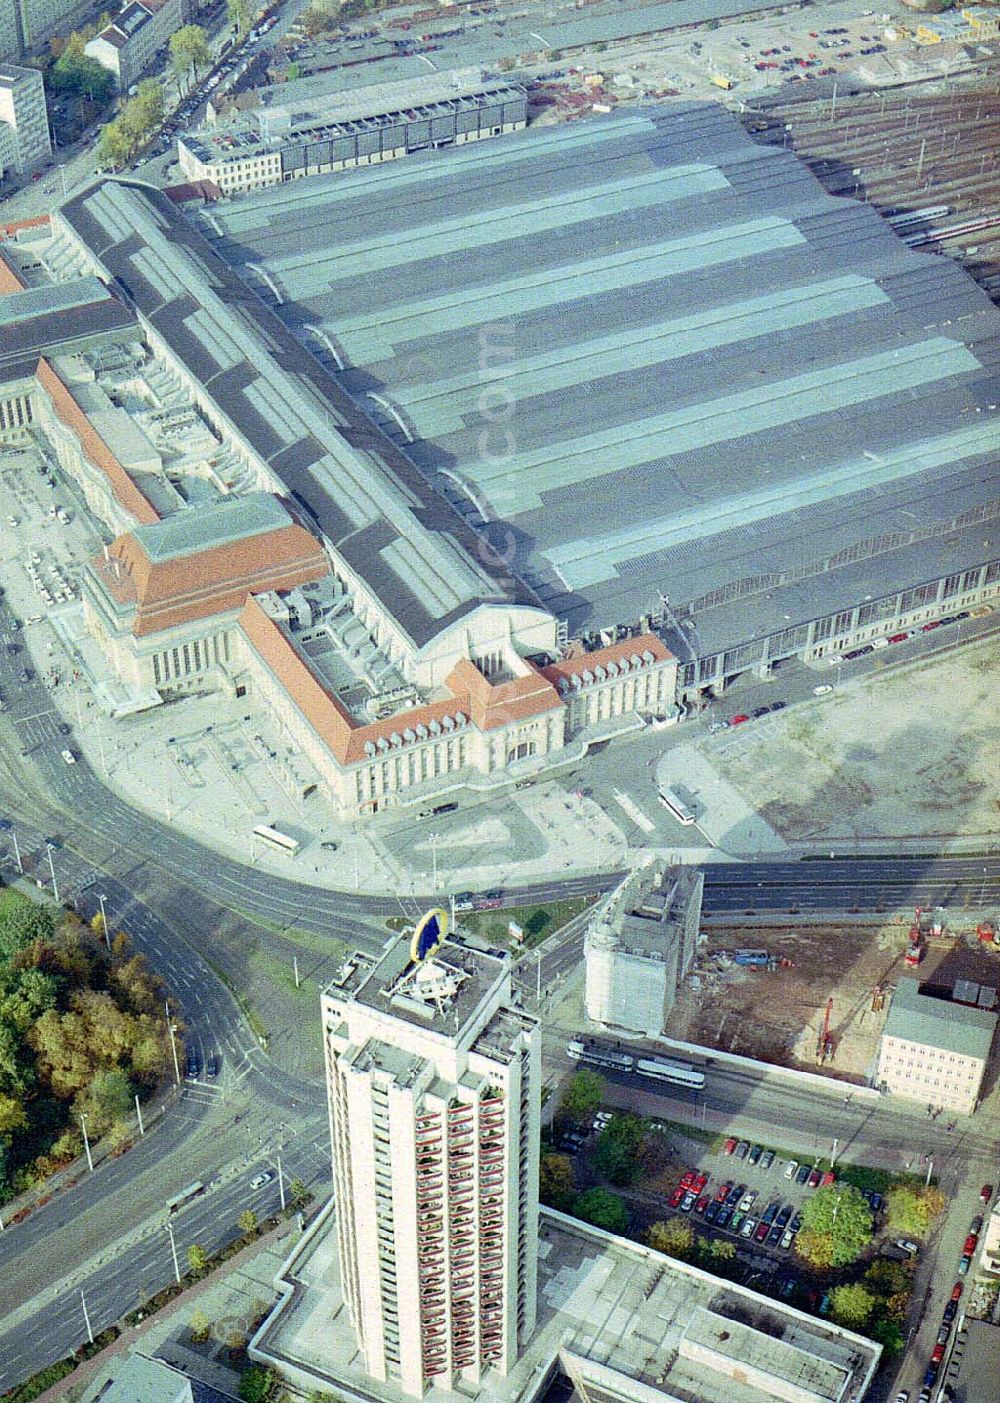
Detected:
[
  {"left": 250, "top": 1171, "right": 273, "bottom": 1190},
  {"left": 60, "top": 748, "right": 76, "bottom": 764},
  {"left": 812, "top": 684, "right": 833, "bottom": 696},
  {"left": 784, "top": 1160, "right": 799, "bottom": 1180}
]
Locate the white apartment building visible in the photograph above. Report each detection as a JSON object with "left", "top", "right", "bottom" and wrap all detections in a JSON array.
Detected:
[
  {"left": 1, "top": 0, "right": 92, "bottom": 59},
  {"left": 321, "top": 933, "right": 540, "bottom": 1398},
  {"left": 0, "top": 63, "right": 50, "bottom": 175},
  {"left": 877, "top": 977, "right": 997, "bottom": 1116},
  {"left": 85, "top": 0, "right": 189, "bottom": 92}
]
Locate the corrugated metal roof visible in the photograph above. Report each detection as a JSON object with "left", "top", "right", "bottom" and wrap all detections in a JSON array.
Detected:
[{"left": 211, "top": 103, "right": 1000, "bottom": 645}]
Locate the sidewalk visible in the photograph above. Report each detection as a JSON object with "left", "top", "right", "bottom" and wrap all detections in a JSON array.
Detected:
[{"left": 35, "top": 1216, "right": 299, "bottom": 1403}]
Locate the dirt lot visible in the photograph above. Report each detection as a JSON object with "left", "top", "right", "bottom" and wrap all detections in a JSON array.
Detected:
[
  {"left": 715, "top": 636, "right": 999, "bottom": 842},
  {"left": 669, "top": 922, "right": 920, "bottom": 1082}
]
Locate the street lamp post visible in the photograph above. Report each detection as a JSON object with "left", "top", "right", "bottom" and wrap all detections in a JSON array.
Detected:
[
  {"left": 80, "top": 1112, "right": 93, "bottom": 1172},
  {"left": 97, "top": 892, "right": 110, "bottom": 951},
  {"left": 980, "top": 868, "right": 989, "bottom": 908},
  {"left": 80, "top": 1287, "right": 94, "bottom": 1345},
  {"left": 276, "top": 1153, "right": 286, "bottom": 1211},
  {"left": 46, "top": 843, "right": 59, "bottom": 904},
  {"left": 926, "top": 1156, "right": 934, "bottom": 1188},
  {"left": 135, "top": 1093, "right": 145, "bottom": 1136},
  {"left": 10, "top": 825, "right": 22, "bottom": 874},
  {"left": 166, "top": 1220, "right": 181, "bottom": 1283},
  {"left": 165, "top": 1001, "right": 181, "bottom": 1085}
]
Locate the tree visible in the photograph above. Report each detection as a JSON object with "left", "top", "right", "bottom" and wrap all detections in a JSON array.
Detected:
[
  {"left": 288, "top": 1177, "right": 308, "bottom": 1205},
  {"left": 572, "top": 1187, "right": 629, "bottom": 1235},
  {"left": 188, "top": 1306, "right": 211, "bottom": 1342},
  {"left": 0, "top": 968, "right": 60, "bottom": 1033},
  {"left": 97, "top": 121, "right": 131, "bottom": 170},
  {"left": 238, "top": 1365, "right": 277, "bottom": 1403},
  {"left": 0, "top": 1092, "right": 27, "bottom": 1140},
  {"left": 0, "top": 900, "right": 56, "bottom": 963},
  {"left": 864, "top": 1258, "right": 913, "bottom": 1295},
  {"left": 707, "top": 1237, "right": 737, "bottom": 1262},
  {"left": 238, "top": 1208, "right": 258, "bottom": 1236},
  {"left": 50, "top": 47, "right": 114, "bottom": 101},
  {"left": 593, "top": 1113, "right": 646, "bottom": 1187},
  {"left": 186, "top": 1242, "right": 209, "bottom": 1274},
  {"left": 886, "top": 1185, "right": 945, "bottom": 1238},
  {"left": 869, "top": 1315, "right": 906, "bottom": 1357},
  {"left": 227, "top": 0, "right": 254, "bottom": 35},
  {"left": 538, "top": 1153, "right": 574, "bottom": 1211},
  {"left": 86, "top": 1067, "right": 135, "bottom": 1126},
  {"left": 285, "top": 61, "right": 302, "bottom": 81},
  {"left": 0, "top": 1020, "right": 35, "bottom": 1096},
  {"left": 558, "top": 1069, "right": 604, "bottom": 1126},
  {"left": 795, "top": 1186, "right": 873, "bottom": 1268},
  {"left": 169, "top": 25, "right": 212, "bottom": 93},
  {"left": 829, "top": 1283, "right": 877, "bottom": 1330},
  {"left": 648, "top": 1218, "right": 694, "bottom": 1259}
]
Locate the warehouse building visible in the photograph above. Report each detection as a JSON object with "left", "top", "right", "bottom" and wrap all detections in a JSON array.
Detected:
[
  {"left": 179, "top": 77, "right": 527, "bottom": 194},
  {"left": 204, "top": 103, "right": 1000, "bottom": 702}
]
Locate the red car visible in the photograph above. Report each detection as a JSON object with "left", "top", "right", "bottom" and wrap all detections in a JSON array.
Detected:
[
  {"left": 729, "top": 714, "right": 750, "bottom": 726},
  {"left": 669, "top": 1186, "right": 685, "bottom": 1209},
  {"left": 921, "top": 620, "right": 941, "bottom": 631},
  {"left": 981, "top": 1184, "right": 993, "bottom": 1205},
  {"left": 807, "top": 1168, "right": 822, "bottom": 1188},
  {"left": 963, "top": 1233, "right": 979, "bottom": 1256},
  {"left": 724, "top": 1137, "right": 737, "bottom": 1156},
  {"left": 716, "top": 1180, "right": 732, "bottom": 1204},
  {"left": 692, "top": 1172, "right": 708, "bottom": 1194},
  {"left": 820, "top": 1171, "right": 836, "bottom": 1188},
  {"left": 931, "top": 1342, "right": 946, "bottom": 1364},
  {"left": 754, "top": 1219, "right": 770, "bottom": 1243},
  {"left": 888, "top": 632, "right": 910, "bottom": 644},
  {"left": 680, "top": 1170, "right": 697, "bottom": 1190},
  {"left": 694, "top": 1194, "right": 710, "bottom": 1215},
  {"left": 951, "top": 1282, "right": 964, "bottom": 1301}
]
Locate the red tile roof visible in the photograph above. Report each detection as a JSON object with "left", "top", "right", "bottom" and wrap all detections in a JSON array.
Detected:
[
  {"left": 101, "top": 518, "right": 330, "bottom": 636},
  {"left": 542, "top": 633, "right": 673, "bottom": 686},
  {"left": 35, "top": 357, "right": 162, "bottom": 527},
  {"left": 445, "top": 657, "right": 562, "bottom": 731}
]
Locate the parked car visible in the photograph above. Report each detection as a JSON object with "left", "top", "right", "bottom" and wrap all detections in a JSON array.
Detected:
[
  {"left": 731, "top": 1210, "right": 744, "bottom": 1233},
  {"left": 726, "top": 1183, "right": 744, "bottom": 1208},
  {"left": 705, "top": 1200, "right": 721, "bottom": 1224},
  {"left": 754, "top": 1218, "right": 771, "bottom": 1243},
  {"left": 717, "top": 1205, "right": 733, "bottom": 1229},
  {"left": 943, "top": 1299, "right": 958, "bottom": 1324},
  {"left": 669, "top": 1186, "right": 685, "bottom": 1209},
  {"left": 748, "top": 1144, "right": 763, "bottom": 1165},
  {"left": 951, "top": 1282, "right": 964, "bottom": 1301},
  {"left": 923, "top": 1363, "right": 939, "bottom": 1388},
  {"left": 760, "top": 1149, "right": 775, "bottom": 1170},
  {"left": 680, "top": 1191, "right": 696, "bottom": 1213},
  {"left": 780, "top": 1227, "right": 795, "bottom": 1250},
  {"left": 723, "top": 1137, "right": 737, "bottom": 1156},
  {"left": 785, "top": 1160, "right": 799, "bottom": 1179},
  {"left": 206, "top": 1054, "right": 218, "bottom": 1078},
  {"left": 807, "top": 1167, "right": 822, "bottom": 1188},
  {"left": 820, "top": 1170, "right": 836, "bottom": 1188},
  {"left": 895, "top": 1240, "right": 919, "bottom": 1256},
  {"left": 981, "top": 1184, "right": 994, "bottom": 1205},
  {"left": 715, "top": 1181, "right": 732, "bottom": 1204},
  {"left": 735, "top": 1141, "right": 750, "bottom": 1159},
  {"left": 61, "top": 748, "right": 76, "bottom": 764},
  {"left": 776, "top": 1205, "right": 792, "bottom": 1229},
  {"left": 893, "top": 1392, "right": 909, "bottom": 1403},
  {"left": 739, "top": 1190, "right": 757, "bottom": 1213},
  {"left": 740, "top": 1216, "right": 757, "bottom": 1238},
  {"left": 796, "top": 1163, "right": 811, "bottom": 1185},
  {"left": 762, "top": 1201, "right": 780, "bottom": 1225},
  {"left": 958, "top": 1255, "right": 972, "bottom": 1276},
  {"left": 691, "top": 1172, "right": 708, "bottom": 1194},
  {"left": 766, "top": 1222, "right": 783, "bottom": 1247},
  {"left": 729, "top": 714, "right": 750, "bottom": 726},
  {"left": 969, "top": 1216, "right": 983, "bottom": 1235},
  {"left": 694, "top": 1194, "right": 710, "bottom": 1215},
  {"left": 963, "top": 1233, "right": 979, "bottom": 1256},
  {"left": 249, "top": 1171, "right": 273, "bottom": 1190},
  {"left": 930, "top": 1343, "right": 945, "bottom": 1365},
  {"left": 936, "top": 1323, "right": 951, "bottom": 1347}
]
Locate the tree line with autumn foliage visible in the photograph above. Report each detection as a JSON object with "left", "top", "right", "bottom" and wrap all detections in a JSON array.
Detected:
[{"left": 0, "top": 887, "right": 175, "bottom": 1201}]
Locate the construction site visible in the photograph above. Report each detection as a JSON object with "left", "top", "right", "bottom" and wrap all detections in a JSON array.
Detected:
[{"left": 666, "top": 906, "right": 1000, "bottom": 1083}]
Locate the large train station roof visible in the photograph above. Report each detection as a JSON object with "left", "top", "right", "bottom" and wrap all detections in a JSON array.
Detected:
[{"left": 207, "top": 102, "right": 1000, "bottom": 651}]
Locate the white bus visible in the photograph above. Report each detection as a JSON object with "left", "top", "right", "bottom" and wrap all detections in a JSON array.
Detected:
[
  {"left": 657, "top": 786, "right": 696, "bottom": 826},
  {"left": 252, "top": 823, "right": 301, "bottom": 856},
  {"left": 635, "top": 1057, "right": 705, "bottom": 1089},
  {"left": 166, "top": 1180, "right": 205, "bottom": 1214}
]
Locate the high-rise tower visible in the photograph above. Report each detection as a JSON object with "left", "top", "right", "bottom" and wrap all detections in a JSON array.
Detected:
[{"left": 321, "top": 923, "right": 540, "bottom": 1399}]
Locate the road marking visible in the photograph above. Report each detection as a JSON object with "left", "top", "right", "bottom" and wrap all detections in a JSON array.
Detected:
[{"left": 611, "top": 788, "right": 655, "bottom": 833}]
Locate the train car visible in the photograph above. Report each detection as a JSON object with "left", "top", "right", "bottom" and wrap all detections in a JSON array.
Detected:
[
  {"left": 567, "top": 1039, "right": 635, "bottom": 1071},
  {"left": 635, "top": 1057, "right": 705, "bottom": 1089}
]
